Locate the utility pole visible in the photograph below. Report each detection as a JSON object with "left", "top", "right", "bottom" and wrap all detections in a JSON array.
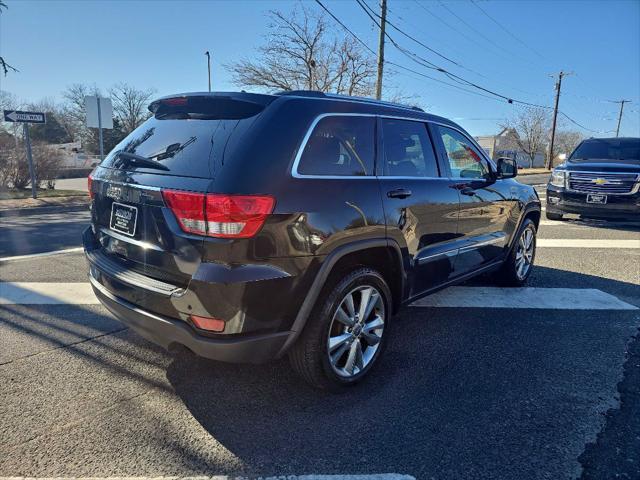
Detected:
[
  {"left": 613, "top": 100, "right": 630, "bottom": 137},
  {"left": 375, "top": 0, "right": 387, "bottom": 100},
  {"left": 205, "top": 51, "right": 211, "bottom": 92},
  {"left": 547, "top": 71, "right": 572, "bottom": 169}
]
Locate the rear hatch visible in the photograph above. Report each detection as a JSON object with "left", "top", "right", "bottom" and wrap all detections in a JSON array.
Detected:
[{"left": 88, "top": 93, "right": 274, "bottom": 309}]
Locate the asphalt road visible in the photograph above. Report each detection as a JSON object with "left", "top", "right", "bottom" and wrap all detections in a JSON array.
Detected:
[
  {"left": 0, "top": 185, "right": 638, "bottom": 479},
  {"left": 0, "top": 210, "right": 90, "bottom": 257},
  {"left": 518, "top": 172, "right": 552, "bottom": 186}
]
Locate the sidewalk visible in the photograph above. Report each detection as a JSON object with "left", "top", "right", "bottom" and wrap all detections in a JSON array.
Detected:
[{"left": 518, "top": 167, "right": 551, "bottom": 176}]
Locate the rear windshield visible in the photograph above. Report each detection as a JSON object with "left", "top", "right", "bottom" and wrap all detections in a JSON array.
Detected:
[
  {"left": 569, "top": 138, "right": 640, "bottom": 163},
  {"left": 100, "top": 96, "right": 269, "bottom": 178}
]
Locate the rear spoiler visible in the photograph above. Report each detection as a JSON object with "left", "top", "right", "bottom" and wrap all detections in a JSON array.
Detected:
[{"left": 149, "top": 92, "right": 276, "bottom": 120}]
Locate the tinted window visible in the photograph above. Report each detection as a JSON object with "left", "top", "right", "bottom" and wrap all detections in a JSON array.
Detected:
[
  {"left": 381, "top": 119, "right": 439, "bottom": 177},
  {"left": 298, "top": 116, "right": 375, "bottom": 176},
  {"left": 101, "top": 116, "right": 256, "bottom": 178},
  {"left": 570, "top": 138, "right": 640, "bottom": 163},
  {"left": 436, "top": 126, "right": 491, "bottom": 179}
]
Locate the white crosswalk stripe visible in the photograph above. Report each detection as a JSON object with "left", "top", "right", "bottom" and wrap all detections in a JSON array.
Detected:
[
  {"left": 0, "top": 247, "right": 85, "bottom": 263},
  {"left": 540, "top": 219, "right": 640, "bottom": 227},
  {"left": 1, "top": 282, "right": 636, "bottom": 310},
  {"left": 537, "top": 238, "right": 640, "bottom": 249},
  {"left": 0, "top": 282, "right": 99, "bottom": 305},
  {"left": 411, "top": 287, "right": 637, "bottom": 310}
]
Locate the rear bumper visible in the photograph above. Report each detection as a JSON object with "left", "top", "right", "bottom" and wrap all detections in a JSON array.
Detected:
[
  {"left": 89, "top": 274, "right": 291, "bottom": 363},
  {"left": 546, "top": 186, "right": 640, "bottom": 219}
]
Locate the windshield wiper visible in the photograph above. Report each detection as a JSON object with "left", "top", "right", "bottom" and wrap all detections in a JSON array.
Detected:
[{"left": 115, "top": 151, "right": 170, "bottom": 171}]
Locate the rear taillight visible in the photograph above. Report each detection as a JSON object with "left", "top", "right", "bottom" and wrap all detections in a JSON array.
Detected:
[
  {"left": 88, "top": 173, "right": 94, "bottom": 200},
  {"left": 205, "top": 194, "right": 275, "bottom": 238},
  {"left": 162, "top": 190, "right": 208, "bottom": 235},
  {"left": 162, "top": 190, "right": 275, "bottom": 239}
]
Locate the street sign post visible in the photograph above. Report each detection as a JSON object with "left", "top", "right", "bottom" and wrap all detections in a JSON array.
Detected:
[
  {"left": 3, "top": 110, "right": 47, "bottom": 199},
  {"left": 84, "top": 96, "right": 113, "bottom": 161}
]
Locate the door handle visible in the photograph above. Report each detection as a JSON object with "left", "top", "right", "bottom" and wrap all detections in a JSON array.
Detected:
[
  {"left": 451, "top": 183, "right": 475, "bottom": 196},
  {"left": 387, "top": 188, "right": 412, "bottom": 199}
]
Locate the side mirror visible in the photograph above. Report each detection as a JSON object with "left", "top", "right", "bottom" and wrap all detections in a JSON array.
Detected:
[
  {"left": 496, "top": 157, "right": 517, "bottom": 179},
  {"left": 557, "top": 153, "right": 567, "bottom": 161}
]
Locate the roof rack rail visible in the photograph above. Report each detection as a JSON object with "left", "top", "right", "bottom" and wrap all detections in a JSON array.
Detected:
[
  {"left": 277, "top": 90, "right": 326, "bottom": 98},
  {"left": 276, "top": 90, "right": 425, "bottom": 112}
]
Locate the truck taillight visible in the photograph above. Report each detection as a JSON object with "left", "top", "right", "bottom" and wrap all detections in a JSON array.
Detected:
[{"left": 162, "top": 190, "right": 275, "bottom": 239}]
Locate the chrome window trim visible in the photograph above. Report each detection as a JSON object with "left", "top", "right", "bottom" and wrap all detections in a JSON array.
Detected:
[
  {"left": 458, "top": 233, "right": 506, "bottom": 253},
  {"left": 100, "top": 180, "right": 162, "bottom": 192},
  {"left": 417, "top": 248, "right": 459, "bottom": 264},
  {"left": 291, "top": 113, "right": 377, "bottom": 179},
  {"left": 291, "top": 112, "right": 496, "bottom": 180}
]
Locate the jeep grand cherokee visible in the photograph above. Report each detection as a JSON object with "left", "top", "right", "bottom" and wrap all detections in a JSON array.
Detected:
[{"left": 84, "top": 91, "right": 541, "bottom": 390}]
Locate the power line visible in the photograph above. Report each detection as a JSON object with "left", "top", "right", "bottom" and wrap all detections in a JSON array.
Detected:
[
  {"left": 385, "top": 3, "right": 552, "bottom": 100},
  {"left": 469, "top": 0, "right": 548, "bottom": 61},
  {"left": 411, "top": 0, "right": 493, "bottom": 58},
  {"left": 559, "top": 111, "right": 609, "bottom": 134},
  {"left": 363, "top": 0, "right": 470, "bottom": 70},
  {"left": 314, "top": 0, "right": 509, "bottom": 102},
  {"left": 317, "top": 0, "right": 601, "bottom": 136},
  {"left": 355, "top": 0, "right": 552, "bottom": 108},
  {"left": 437, "top": 1, "right": 520, "bottom": 58}
]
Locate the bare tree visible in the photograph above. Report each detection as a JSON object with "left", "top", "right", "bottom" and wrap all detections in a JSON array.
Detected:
[
  {"left": 0, "top": 90, "right": 21, "bottom": 143},
  {"left": 554, "top": 130, "right": 583, "bottom": 163},
  {"left": 501, "top": 107, "right": 550, "bottom": 168},
  {"left": 61, "top": 83, "right": 101, "bottom": 142},
  {"left": 109, "top": 82, "right": 155, "bottom": 134},
  {"left": 227, "top": 7, "right": 377, "bottom": 96},
  {"left": 0, "top": 1, "right": 18, "bottom": 76}
]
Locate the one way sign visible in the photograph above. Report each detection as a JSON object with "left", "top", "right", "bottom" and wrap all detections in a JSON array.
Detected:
[{"left": 3, "top": 110, "right": 46, "bottom": 124}]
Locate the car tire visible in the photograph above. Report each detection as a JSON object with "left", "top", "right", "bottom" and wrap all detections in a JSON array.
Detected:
[
  {"left": 289, "top": 267, "right": 392, "bottom": 391},
  {"left": 546, "top": 211, "right": 563, "bottom": 221},
  {"left": 496, "top": 218, "right": 537, "bottom": 287}
]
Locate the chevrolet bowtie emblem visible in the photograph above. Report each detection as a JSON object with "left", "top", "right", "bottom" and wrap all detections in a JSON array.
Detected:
[{"left": 592, "top": 178, "right": 609, "bottom": 185}]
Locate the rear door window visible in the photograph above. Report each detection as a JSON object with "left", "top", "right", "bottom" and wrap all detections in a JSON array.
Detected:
[
  {"left": 297, "top": 116, "right": 375, "bottom": 176},
  {"left": 380, "top": 118, "right": 439, "bottom": 177}
]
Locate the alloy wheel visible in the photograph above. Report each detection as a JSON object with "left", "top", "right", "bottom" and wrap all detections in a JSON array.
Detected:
[
  {"left": 326, "top": 285, "right": 385, "bottom": 378},
  {"left": 515, "top": 225, "right": 535, "bottom": 280}
]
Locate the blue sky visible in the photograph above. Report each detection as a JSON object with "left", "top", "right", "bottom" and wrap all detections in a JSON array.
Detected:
[{"left": 0, "top": 0, "right": 638, "bottom": 137}]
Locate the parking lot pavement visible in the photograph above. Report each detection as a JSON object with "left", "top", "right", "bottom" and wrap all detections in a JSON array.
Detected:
[{"left": 0, "top": 187, "right": 639, "bottom": 479}]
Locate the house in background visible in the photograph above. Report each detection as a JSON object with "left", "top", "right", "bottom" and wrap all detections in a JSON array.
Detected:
[{"left": 475, "top": 128, "right": 546, "bottom": 168}]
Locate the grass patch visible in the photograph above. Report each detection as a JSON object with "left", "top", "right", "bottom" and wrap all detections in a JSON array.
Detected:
[{"left": 0, "top": 189, "right": 87, "bottom": 200}]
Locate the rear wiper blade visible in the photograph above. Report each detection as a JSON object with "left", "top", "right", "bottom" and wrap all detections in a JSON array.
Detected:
[{"left": 115, "top": 151, "right": 170, "bottom": 171}]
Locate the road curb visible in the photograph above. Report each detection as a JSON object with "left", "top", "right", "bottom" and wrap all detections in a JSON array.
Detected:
[{"left": 0, "top": 204, "right": 89, "bottom": 218}]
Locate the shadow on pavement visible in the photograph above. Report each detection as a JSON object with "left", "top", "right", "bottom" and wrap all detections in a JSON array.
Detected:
[
  {"left": 165, "top": 267, "right": 639, "bottom": 478},
  {"left": 0, "top": 211, "right": 90, "bottom": 257}
]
